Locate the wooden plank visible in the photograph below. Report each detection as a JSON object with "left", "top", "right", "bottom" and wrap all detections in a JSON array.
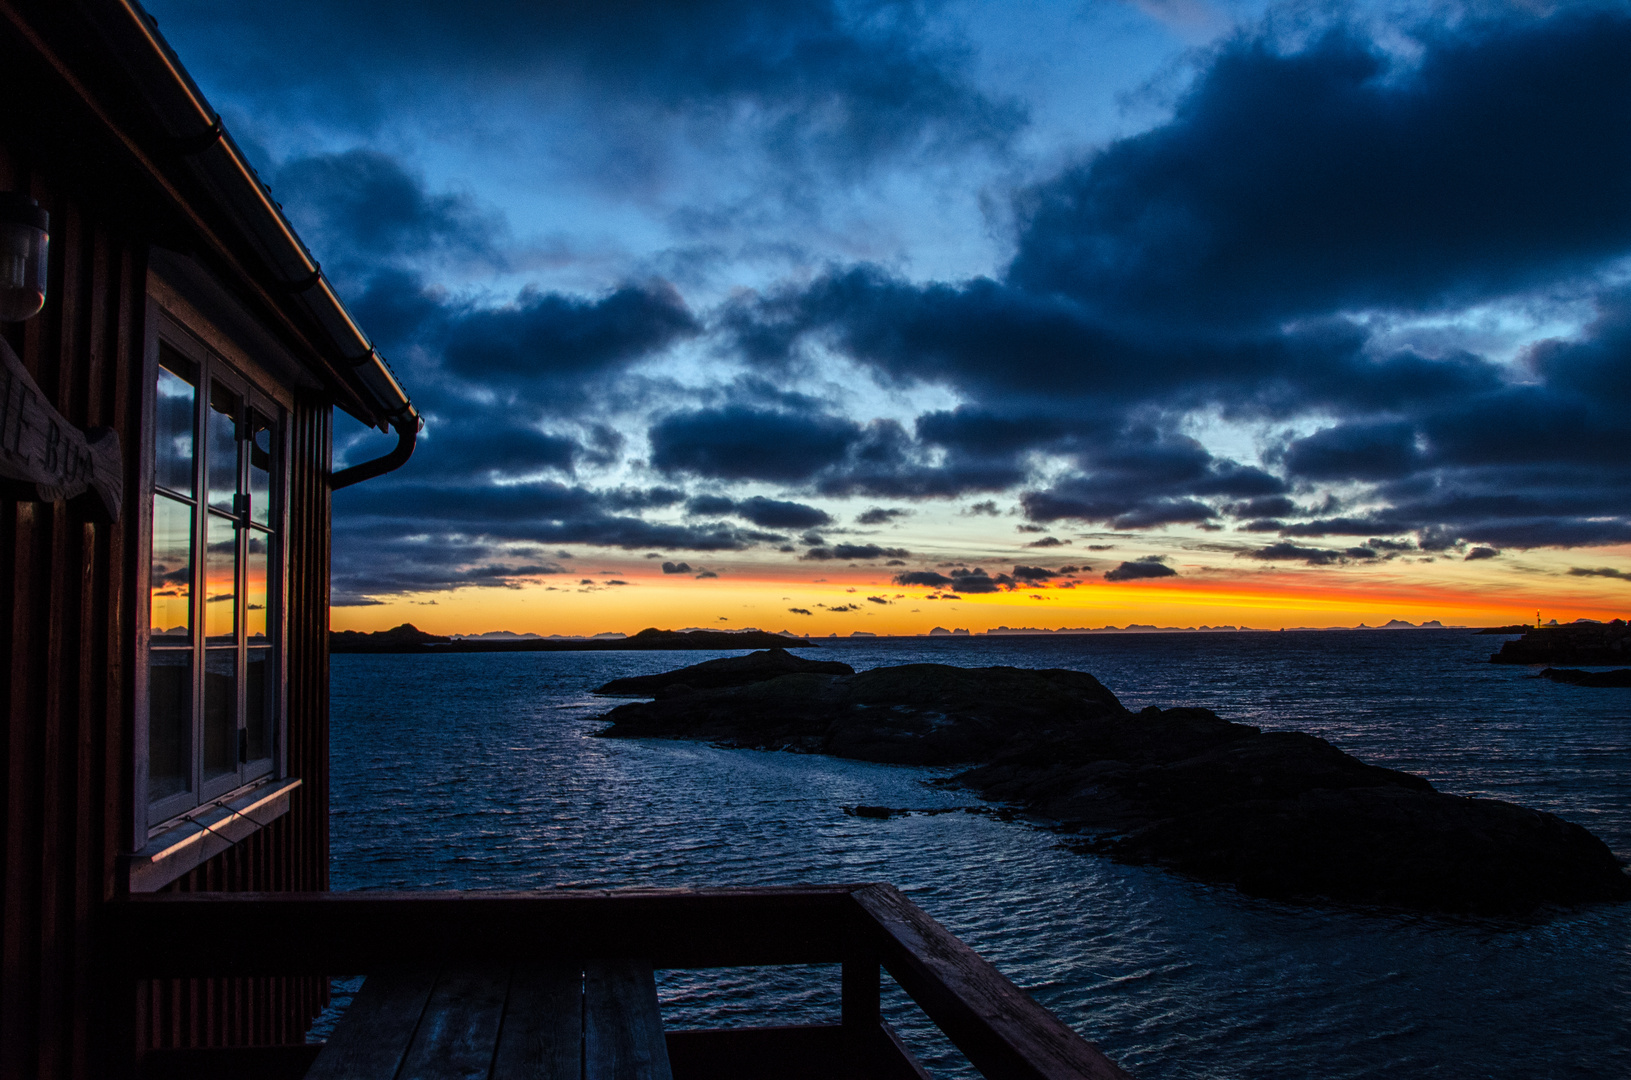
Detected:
[
  {"left": 850, "top": 884, "right": 1132, "bottom": 1080},
  {"left": 398, "top": 964, "right": 512, "bottom": 1080},
  {"left": 585, "top": 960, "right": 671, "bottom": 1080},
  {"left": 304, "top": 966, "right": 437, "bottom": 1080},
  {"left": 492, "top": 964, "right": 581, "bottom": 1080}
]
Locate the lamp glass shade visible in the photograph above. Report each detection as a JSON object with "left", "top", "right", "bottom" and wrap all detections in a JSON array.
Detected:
[{"left": 0, "top": 195, "right": 48, "bottom": 322}]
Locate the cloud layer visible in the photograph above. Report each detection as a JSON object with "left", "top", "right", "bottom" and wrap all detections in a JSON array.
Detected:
[{"left": 183, "top": 3, "right": 1631, "bottom": 603}]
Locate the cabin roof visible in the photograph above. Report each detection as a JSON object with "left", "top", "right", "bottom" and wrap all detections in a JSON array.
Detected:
[{"left": 4, "top": 0, "right": 418, "bottom": 433}]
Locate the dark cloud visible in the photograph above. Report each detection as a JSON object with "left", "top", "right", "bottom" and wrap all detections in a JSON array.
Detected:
[
  {"left": 661, "top": 561, "right": 693, "bottom": 574},
  {"left": 1011, "top": 565, "right": 1058, "bottom": 583},
  {"left": 1025, "top": 536, "right": 1068, "bottom": 548},
  {"left": 943, "top": 567, "right": 1010, "bottom": 593},
  {"left": 1282, "top": 423, "right": 1424, "bottom": 482},
  {"left": 329, "top": 531, "right": 577, "bottom": 604},
  {"left": 866, "top": 596, "right": 890, "bottom": 605},
  {"left": 695, "top": 570, "right": 719, "bottom": 579},
  {"left": 274, "top": 150, "right": 503, "bottom": 280},
  {"left": 684, "top": 493, "right": 831, "bottom": 528},
  {"left": 736, "top": 496, "right": 833, "bottom": 529},
  {"left": 715, "top": 12, "right": 1631, "bottom": 555},
  {"left": 893, "top": 570, "right": 952, "bottom": 588},
  {"left": 1464, "top": 547, "right": 1499, "bottom": 561},
  {"left": 1240, "top": 542, "right": 1378, "bottom": 566},
  {"left": 152, "top": 0, "right": 1022, "bottom": 181},
  {"left": 686, "top": 495, "right": 736, "bottom": 517},
  {"left": 802, "top": 543, "right": 911, "bottom": 561},
  {"left": 651, "top": 406, "right": 860, "bottom": 482},
  {"left": 215, "top": 7, "right": 1631, "bottom": 597},
  {"left": 444, "top": 282, "right": 698, "bottom": 386},
  {"left": 1103, "top": 558, "right": 1178, "bottom": 582},
  {"left": 1009, "top": 14, "right": 1631, "bottom": 326},
  {"left": 330, "top": 478, "right": 791, "bottom": 601},
  {"left": 1569, "top": 566, "right": 1631, "bottom": 581},
  {"left": 788, "top": 607, "right": 813, "bottom": 615},
  {"left": 893, "top": 566, "right": 1013, "bottom": 592}
]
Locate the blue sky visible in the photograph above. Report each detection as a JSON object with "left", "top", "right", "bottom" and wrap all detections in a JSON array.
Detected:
[{"left": 145, "top": 0, "right": 1631, "bottom": 632}]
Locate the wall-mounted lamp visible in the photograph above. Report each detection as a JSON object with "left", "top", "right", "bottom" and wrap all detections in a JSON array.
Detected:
[{"left": 0, "top": 193, "right": 49, "bottom": 322}]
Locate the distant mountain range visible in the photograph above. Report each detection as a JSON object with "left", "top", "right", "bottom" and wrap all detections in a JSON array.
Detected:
[{"left": 330, "top": 624, "right": 816, "bottom": 653}]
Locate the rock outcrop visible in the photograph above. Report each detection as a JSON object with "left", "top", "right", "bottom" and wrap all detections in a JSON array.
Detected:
[
  {"left": 597, "top": 662, "right": 1631, "bottom": 915},
  {"left": 600, "top": 662, "right": 1123, "bottom": 765},
  {"left": 595, "top": 648, "right": 854, "bottom": 696},
  {"left": 1490, "top": 619, "right": 1631, "bottom": 665}
]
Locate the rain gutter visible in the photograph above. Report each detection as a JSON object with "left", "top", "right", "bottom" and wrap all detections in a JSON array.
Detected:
[{"left": 83, "top": 0, "right": 421, "bottom": 484}]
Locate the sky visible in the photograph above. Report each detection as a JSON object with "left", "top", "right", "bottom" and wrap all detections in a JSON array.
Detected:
[{"left": 145, "top": 0, "right": 1631, "bottom": 636}]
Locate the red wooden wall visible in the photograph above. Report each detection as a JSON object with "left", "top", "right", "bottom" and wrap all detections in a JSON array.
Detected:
[{"left": 0, "top": 78, "right": 335, "bottom": 1080}]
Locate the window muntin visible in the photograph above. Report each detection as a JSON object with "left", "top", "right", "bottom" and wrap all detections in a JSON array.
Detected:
[{"left": 147, "top": 340, "right": 284, "bottom": 823}]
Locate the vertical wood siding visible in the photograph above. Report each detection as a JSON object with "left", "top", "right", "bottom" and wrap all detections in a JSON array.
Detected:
[{"left": 0, "top": 137, "right": 333, "bottom": 1079}]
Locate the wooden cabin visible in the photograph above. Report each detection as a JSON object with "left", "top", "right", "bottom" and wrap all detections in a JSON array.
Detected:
[{"left": 0, "top": 3, "right": 1130, "bottom": 1078}]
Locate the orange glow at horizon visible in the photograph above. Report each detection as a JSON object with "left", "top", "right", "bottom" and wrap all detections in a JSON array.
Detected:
[{"left": 330, "top": 552, "right": 1631, "bottom": 636}]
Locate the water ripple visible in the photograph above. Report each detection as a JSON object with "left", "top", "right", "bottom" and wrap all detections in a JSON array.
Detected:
[{"left": 329, "top": 631, "right": 1631, "bottom": 1078}]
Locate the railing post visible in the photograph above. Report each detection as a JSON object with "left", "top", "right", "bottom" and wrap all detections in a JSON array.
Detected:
[
  {"left": 842, "top": 951, "right": 880, "bottom": 1029},
  {"left": 842, "top": 939, "right": 881, "bottom": 1070}
]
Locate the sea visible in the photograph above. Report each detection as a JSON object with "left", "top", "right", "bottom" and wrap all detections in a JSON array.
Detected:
[{"left": 325, "top": 629, "right": 1631, "bottom": 1078}]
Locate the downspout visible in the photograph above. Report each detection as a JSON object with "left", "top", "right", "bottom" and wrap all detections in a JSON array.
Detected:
[
  {"left": 87, "top": 0, "right": 421, "bottom": 485},
  {"left": 330, "top": 413, "right": 419, "bottom": 491}
]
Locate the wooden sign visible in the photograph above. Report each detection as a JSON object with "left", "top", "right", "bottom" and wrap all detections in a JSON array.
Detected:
[{"left": 0, "top": 336, "right": 121, "bottom": 521}]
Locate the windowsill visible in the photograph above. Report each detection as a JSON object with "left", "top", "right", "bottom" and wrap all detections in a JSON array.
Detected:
[{"left": 127, "top": 777, "right": 302, "bottom": 893}]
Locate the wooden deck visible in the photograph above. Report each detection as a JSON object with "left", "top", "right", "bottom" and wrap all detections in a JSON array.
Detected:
[{"left": 113, "top": 884, "right": 1132, "bottom": 1080}]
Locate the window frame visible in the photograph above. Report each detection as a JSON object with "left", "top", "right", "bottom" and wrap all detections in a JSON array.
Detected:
[{"left": 134, "top": 301, "right": 293, "bottom": 847}]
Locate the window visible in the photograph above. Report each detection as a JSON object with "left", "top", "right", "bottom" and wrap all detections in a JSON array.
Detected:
[{"left": 146, "top": 336, "right": 285, "bottom": 827}]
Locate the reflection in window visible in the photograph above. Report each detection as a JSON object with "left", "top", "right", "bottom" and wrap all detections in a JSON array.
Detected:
[
  {"left": 155, "top": 355, "right": 195, "bottom": 495},
  {"left": 148, "top": 651, "right": 191, "bottom": 803},
  {"left": 204, "top": 512, "right": 237, "bottom": 645},
  {"left": 249, "top": 411, "right": 274, "bottom": 527},
  {"left": 206, "top": 382, "right": 239, "bottom": 514},
  {"left": 150, "top": 495, "right": 192, "bottom": 637},
  {"left": 202, "top": 649, "right": 237, "bottom": 781},
  {"left": 246, "top": 649, "right": 272, "bottom": 763},
  {"left": 246, "top": 534, "right": 268, "bottom": 644}
]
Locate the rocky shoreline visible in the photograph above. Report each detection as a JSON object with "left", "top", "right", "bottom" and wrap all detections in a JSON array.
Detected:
[{"left": 595, "top": 650, "right": 1631, "bottom": 915}]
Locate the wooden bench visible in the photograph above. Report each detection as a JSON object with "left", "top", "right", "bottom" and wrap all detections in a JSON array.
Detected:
[{"left": 306, "top": 961, "right": 673, "bottom": 1080}]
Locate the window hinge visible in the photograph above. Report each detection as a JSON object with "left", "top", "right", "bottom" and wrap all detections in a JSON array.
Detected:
[
  {"left": 234, "top": 493, "right": 249, "bottom": 519},
  {"left": 238, "top": 728, "right": 248, "bottom": 764}
]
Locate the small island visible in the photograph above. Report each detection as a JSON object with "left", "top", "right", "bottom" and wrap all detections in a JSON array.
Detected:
[{"left": 594, "top": 650, "right": 1631, "bottom": 916}]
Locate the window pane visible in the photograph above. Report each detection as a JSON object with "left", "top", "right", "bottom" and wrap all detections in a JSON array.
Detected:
[
  {"left": 246, "top": 531, "right": 270, "bottom": 645},
  {"left": 204, "top": 512, "right": 237, "bottom": 645},
  {"left": 150, "top": 494, "right": 192, "bottom": 639},
  {"left": 206, "top": 382, "right": 239, "bottom": 514},
  {"left": 148, "top": 650, "right": 192, "bottom": 803},
  {"left": 203, "top": 649, "right": 237, "bottom": 781},
  {"left": 248, "top": 411, "right": 274, "bottom": 527},
  {"left": 155, "top": 354, "right": 195, "bottom": 496},
  {"left": 246, "top": 648, "right": 273, "bottom": 764}
]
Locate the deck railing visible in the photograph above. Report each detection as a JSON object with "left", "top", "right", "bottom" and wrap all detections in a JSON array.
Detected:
[{"left": 110, "top": 884, "right": 1131, "bottom": 1080}]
